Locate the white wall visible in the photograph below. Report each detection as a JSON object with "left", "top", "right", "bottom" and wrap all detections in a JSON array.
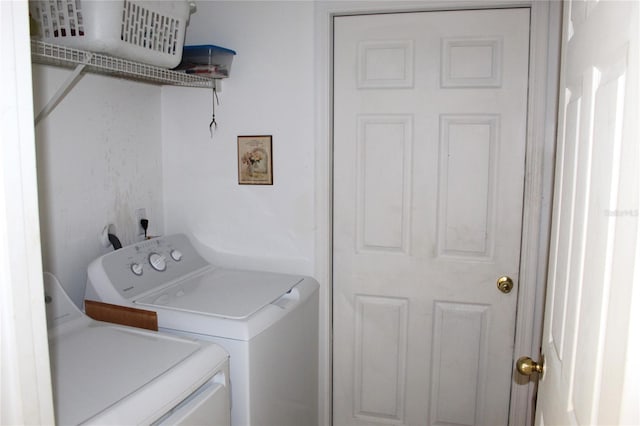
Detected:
[
  {"left": 33, "top": 66, "right": 164, "bottom": 307},
  {"left": 161, "top": 1, "right": 315, "bottom": 274}
]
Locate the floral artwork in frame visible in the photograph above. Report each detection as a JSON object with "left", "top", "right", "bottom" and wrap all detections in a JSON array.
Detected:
[{"left": 237, "top": 135, "right": 273, "bottom": 185}]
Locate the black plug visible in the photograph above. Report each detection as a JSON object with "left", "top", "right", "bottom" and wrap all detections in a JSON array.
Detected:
[
  {"left": 140, "top": 219, "right": 149, "bottom": 239},
  {"left": 108, "top": 233, "right": 122, "bottom": 250}
]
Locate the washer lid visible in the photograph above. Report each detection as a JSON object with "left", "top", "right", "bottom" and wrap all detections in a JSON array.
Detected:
[{"left": 134, "top": 268, "right": 303, "bottom": 319}]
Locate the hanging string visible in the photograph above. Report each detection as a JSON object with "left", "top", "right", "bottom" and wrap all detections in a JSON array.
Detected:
[{"left": 209, "top": 84, "right": 219, "bottom": 138}]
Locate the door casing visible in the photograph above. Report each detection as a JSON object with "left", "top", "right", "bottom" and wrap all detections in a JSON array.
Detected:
[{"left": 313, "top": 2, "right": 562, "bottom": 425}]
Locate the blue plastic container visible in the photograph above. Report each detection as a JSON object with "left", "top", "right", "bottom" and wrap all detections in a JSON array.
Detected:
[{"left": 174, "top": 44, "right": 236, "bottom": 78}]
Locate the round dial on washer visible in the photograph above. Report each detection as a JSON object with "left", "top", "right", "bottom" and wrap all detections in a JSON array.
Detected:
[
  {"left": 170, "top": 249, "right": 183, "bottom": 261},
  {"left": 131, "top": 263, "right": 143, "bottom": 276},
  {"left": 149, "top": 253, "right": 167, "bottom": 271}
]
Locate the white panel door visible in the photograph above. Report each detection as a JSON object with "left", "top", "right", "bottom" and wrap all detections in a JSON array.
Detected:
[
  {"left": 535, "top": 0, "right": 639, "bottom": 424},
  {"left": 333, "top": 9, "right": 530, "bottom": 426}
]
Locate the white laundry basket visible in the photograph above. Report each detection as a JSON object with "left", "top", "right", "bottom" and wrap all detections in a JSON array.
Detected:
[{"left": 29, "top": 0, "right": 192, "bottom": 68}]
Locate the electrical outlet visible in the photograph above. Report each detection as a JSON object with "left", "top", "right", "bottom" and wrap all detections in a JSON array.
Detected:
[{"left": 135, "top": 208, "right": 147, "bottom": 237}]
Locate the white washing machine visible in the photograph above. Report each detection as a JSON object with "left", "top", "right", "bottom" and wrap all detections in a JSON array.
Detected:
[
  {"left": 84, "top": 234, "right": 319, "bottom": 426},
  {"left": 44, "top": 272, "right": 231, "bottom": 425}
]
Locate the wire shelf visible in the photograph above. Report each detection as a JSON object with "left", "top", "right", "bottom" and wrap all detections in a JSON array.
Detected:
[{"left": 30, "top": 40, "right": 219, "bottom": 88}]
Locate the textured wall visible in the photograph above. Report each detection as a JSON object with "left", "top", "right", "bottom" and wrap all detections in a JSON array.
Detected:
[
  {"left": 33, "top": 65, "right": 164, "bottom": 306},
  {"left": 161, "top": 1, "right": 315, "bottom": 274}
]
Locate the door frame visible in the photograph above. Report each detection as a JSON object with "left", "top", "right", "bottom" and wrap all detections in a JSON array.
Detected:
[
  {"left": 313, "top": 2, "right": 561, "bottom": 425},
  {"left": 0, "top": 1, "right": 55, "bottom": 423}
]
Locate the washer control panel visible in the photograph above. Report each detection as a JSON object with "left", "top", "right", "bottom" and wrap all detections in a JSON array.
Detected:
[{"left": 94, "top": 234, "right": 210, "bottom": 300}]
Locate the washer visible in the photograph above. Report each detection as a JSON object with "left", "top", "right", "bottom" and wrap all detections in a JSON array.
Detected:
[
  {"left": 44, "top": 272, "right": 231, "bottom": 425},
  {"left": 85, "top": 234, "right": 319, "bottom": 426}
]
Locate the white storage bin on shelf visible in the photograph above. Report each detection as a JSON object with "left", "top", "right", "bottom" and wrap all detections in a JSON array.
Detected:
[{"left": 29, "top": 0, "right": 192, "bottom": 68}]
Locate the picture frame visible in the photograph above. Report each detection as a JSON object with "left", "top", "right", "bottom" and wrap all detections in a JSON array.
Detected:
[{"left": 237, "top": 135, "right": 273, "bottom": 185}]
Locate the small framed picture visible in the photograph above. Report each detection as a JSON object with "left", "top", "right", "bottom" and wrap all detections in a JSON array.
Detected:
[{"left": 237, "top": 135, "right": 273, "bottom": 185}]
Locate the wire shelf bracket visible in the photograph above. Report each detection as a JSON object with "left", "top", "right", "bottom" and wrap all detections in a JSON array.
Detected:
[{"left": 34, "top": 52, "right": 90, "bottom": 125}]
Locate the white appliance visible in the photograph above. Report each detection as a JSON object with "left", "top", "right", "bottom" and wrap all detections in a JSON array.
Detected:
[
  {"left": 85, "top": 234, "right": 319, "bottom": 426},
  {"left": 44, "top": 272, "right": 231, "bottom": 425}
]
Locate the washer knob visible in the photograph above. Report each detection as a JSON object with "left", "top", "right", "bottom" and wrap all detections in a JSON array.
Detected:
[
  {"left": 131, "top": 263, "right": 143, "bottom": 276},
  {"left": 170, "top": 249, "right": 183, "bottom": 261},
  {"left": 149, "top": 253, "right": 167, "bottom": 271}
]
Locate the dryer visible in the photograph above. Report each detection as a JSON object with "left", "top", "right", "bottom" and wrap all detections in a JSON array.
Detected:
[
  {"left": 84, "top": 234, "right": 319, "bottom": 426},
  {"left": 44, "top": 272, "right": 231, "bottom": 425}
]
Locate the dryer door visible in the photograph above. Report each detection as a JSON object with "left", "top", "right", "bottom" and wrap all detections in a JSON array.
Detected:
[{"left": 155, "top": 379, "right": 230, "bottom": 426}]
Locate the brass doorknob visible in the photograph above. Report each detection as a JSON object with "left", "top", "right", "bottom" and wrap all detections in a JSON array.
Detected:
[
  {"left": 516, "top": 356, "right": 544, "bottom": 376},
  {"left": 497, "top": 276, "right": 514, "bottom": 293}
]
